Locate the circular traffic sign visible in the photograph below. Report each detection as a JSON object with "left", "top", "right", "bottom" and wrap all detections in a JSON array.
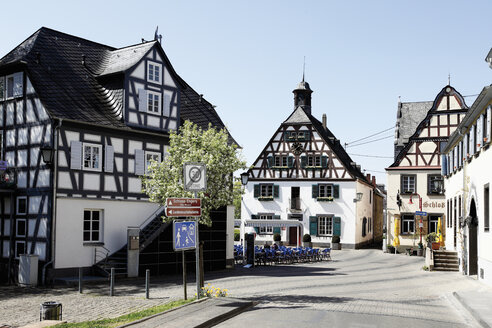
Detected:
[{"left": 189, "top": 167, "right": 202, "bottom": 182}]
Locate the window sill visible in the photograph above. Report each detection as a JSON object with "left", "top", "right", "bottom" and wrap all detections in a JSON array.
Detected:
[
  {"left": 317, "top": 197, "right": 334, "bottom": 202},
  {"left": 83, "top": 167, "right": 103, "bottom": 172},
  {"left": 83, "top": 242, "right": 105, "bottom": 246},
  {"left": 146, "top": 111, "right": 162, "bottom": 116},
  {"left": 304, "top": 166, "right": 324, "bottom": 169},
  {"left": 258, "top": 197, "right": 274, "bottom": 201},
  {"left": 271, "top": 166, "right": 290, "bottom": 170}
]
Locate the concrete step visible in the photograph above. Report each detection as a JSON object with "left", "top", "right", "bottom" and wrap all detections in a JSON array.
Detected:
[{"left": 433, "top": 266, "right": 459, "bottom": 272}]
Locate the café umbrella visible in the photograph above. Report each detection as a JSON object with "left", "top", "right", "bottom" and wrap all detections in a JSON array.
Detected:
[
  {"left": 393, "top": 217, "right": 400, "bottom": 248},
  {"left": 438, "top": 217, "right": 444, "bottom": 247}
]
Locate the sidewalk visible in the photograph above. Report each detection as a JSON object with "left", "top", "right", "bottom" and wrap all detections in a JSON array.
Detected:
[
  {"left": 117, "top": 297, "right": 255, "bottom": 328},
  {"left": 453, "top": 286, "right": 492, "bottom": 328}
]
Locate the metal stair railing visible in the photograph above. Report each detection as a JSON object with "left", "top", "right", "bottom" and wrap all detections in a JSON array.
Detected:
[
  {"left": 94, "top": 245, "right": 110, "bottom": 265},
  {"left": 139, "top": 206, "right": 171, "bottom": 251}
]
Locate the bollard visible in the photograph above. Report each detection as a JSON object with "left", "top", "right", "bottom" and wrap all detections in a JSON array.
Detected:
[
  {"left": 145, "top": 269, "right": 150, "bottom": 299},
  {"left": 110, "top": 268, "right": 115, "bottom": 296},
  {"left": 78, "top": 267, "right": 83, "bottom": 294}
]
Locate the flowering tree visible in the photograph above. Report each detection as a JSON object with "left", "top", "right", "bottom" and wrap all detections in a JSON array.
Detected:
[{"left": 142, "top": 120, "right": 246, "bottom": 226}]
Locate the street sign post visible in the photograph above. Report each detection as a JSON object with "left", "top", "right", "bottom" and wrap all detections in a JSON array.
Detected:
[
  {"left": 166, "top": 207, "right": 202, "bottom": 217},
  {"left": 183, "top": 162, "right": 207, "bottom": 191},
  {"left": 167, "top": 198, "right": 201, "bottom": 207},
  {"left": 415, "top": 211, "right": 427, "bottom": 216},
  {"left": 173, "top": 220, "right": 197, "bottom": 251}
]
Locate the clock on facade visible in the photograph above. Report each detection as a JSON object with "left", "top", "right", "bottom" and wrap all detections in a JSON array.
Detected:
[{"left": 292, "top": 142, "right": 304, "bottom": 155}]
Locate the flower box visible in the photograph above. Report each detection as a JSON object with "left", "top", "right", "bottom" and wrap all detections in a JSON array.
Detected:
[
  {"left": 317, "top": 197, "right": 334, "bottom": 202},
  {"left": 258, "top": 196, "right": 274, "bottom": 201}
]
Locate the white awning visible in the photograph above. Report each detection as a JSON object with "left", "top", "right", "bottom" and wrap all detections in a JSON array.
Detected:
[{"left": 244, "top": 219, "right": 303, "bottom": 228}]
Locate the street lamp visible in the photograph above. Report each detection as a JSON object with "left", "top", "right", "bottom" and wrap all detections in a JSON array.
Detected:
[
  {"left": 240, "top": 172, "right": 249, "bottom": 186},
  {"left": 40, "top": 146, "right": 54, "bottom": 166}
]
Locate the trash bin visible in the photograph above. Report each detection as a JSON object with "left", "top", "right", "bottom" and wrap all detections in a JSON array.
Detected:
[{"left": 40, "top": 301, "right": 62, "bottom": 321}]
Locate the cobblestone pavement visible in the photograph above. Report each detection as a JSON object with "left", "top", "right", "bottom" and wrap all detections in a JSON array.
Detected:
[{"left": 0, "top": 249, "right": 484, "bottom": 327}]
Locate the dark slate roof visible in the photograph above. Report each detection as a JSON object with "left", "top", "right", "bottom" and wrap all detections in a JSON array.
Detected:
[
  {"left": 283, "top": 106, "right": 311, "bottom": 124},
  {"left": 0, "top": 27, "right": 237, "bottom": 142},
  {"left": 179, "top": 78, "right": 238, "bottom": 146},
  {"left": 394, "top": 101, "right": 433, "bottom": 149}
]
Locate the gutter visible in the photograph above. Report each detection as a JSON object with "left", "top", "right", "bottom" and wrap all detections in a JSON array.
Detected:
[{"left": 50, "top": 118, "right": 62, "bottom": 275}]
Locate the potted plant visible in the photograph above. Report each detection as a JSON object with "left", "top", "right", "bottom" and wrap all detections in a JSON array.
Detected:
[
  {"left": 387, "top": 244, "right": 395, "bottom": 253},
  {"left": 425, "top": 232, "right": 440, "bottom": 250},
  {"left": 273, "top": 233, "right": 281, "bottom": 243},
  {"left": 331, "top": 235, "right": 341, "bottom": 250},
  {"left": 302, "top": 234, "right": 312, "bottom": 248}
]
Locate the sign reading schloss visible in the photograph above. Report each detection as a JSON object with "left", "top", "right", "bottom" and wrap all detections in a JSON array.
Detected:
[
  {"left": 166, "top": 207, "right": 202, "bottom": 217},
  {"left": 167, "top": 198, "right": 201, "bottom": 207}
]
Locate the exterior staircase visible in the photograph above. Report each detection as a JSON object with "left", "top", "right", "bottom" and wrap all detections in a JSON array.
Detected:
[
  {"left": 93, "top": 206, "right": 170, "bottom": 277},
  {"left": 432, "top": 250, "right": 459, "bottom": 271}
]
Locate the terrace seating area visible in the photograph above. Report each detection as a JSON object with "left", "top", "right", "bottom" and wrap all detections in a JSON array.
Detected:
[{"left": 234, "top": 245, "right": 331, "bottom": 265}]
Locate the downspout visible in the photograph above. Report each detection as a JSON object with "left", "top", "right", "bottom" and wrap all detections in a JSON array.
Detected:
[{"left": 44, "top": 118, "right": 62, "bottom": 285}]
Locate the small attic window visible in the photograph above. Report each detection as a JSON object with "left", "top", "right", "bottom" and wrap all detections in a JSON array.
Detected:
[
  {"left": 147, "top": 61, "right": 162, "bottom": 84},
  {"left": 6, "top": 72, "right": 23, "bottom": 99}
]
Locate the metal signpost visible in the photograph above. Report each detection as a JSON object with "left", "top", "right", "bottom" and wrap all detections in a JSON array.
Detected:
[
  {"left": 166, "top": 163, "right": 207, "bottom": 299},
  {"left": 173, "top": 220, "right": 197, "bottom": 300}
]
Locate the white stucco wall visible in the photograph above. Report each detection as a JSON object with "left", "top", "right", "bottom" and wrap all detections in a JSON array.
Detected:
[
  {"left": 355, "top": 181, "right": 375, "bottom": 245},
  {"left": 387, "top": 169, "right": 445, "bottom": 248},
  {"left": 445, "top": 146, "right": 492, "bottom": 287},
  {"left": 54, "top": 198, "right": 160, "bottom": 269},
  {"left": 241, "top": 180, "right": 357, "bottom": 246}
]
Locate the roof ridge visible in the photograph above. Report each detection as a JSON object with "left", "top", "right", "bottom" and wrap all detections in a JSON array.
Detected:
[{"left": 37, "top": 27, "right": 116, "bottom": 51}]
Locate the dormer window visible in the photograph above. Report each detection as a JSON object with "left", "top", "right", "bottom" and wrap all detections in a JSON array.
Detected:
[
  {"left": 5, "top": 72, "right": 23, "bottom": 99},
  {"left": 147, "top": 91, "right": 161, "bottom": 115},
  {"left": 147, "top": 61, "right": 162, "bottom": 84}
]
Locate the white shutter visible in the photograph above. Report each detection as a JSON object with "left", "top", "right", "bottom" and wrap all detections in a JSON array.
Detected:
[
  {"left": 163, "top": 93, "right": 171, "bottom": 117},
  {"left": 471, "top": 125, "right": 475, "bottom": 154},
  {"left": 477, "top": 116, "right": 483, "bottom": 148},
  {"left": 135, "top": 149, "right": 145, "bottom": 175},
  {"left": 70, "top": 141, "right": 82, "bottom": 170},
  {"left": 138, "top": 89, "right": 147, "bottom": 112},
  {"left": 104, "top": 145, "right": 114, "bottom": 173},
  {"left": 441, "top": 155, "right": 448, "bottom": 176},
  {"left": 464, "top": 133, "right": 469, "bottom": 159},
  {"left": 13, "top": 72, "right": 23, "bottom": 97},
  {"left": 487, "top": 106, "right": 491, "bottom": 144}
]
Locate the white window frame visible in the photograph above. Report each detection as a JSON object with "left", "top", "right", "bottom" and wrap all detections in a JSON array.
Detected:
[
  {"left": 318, "top": 184, "right": 333, "bottom": 198},
  {"left": 6, "top": 74, "right": 15, "bottom": 99},
  {"left": 259, "top": 214, "right": 273, "bottom": 234},
  {"left": 260, "top": 184, "right": 273, "bottom": 197},
  {"left": 0, "top": 76, "right": 4, "bottom": 101},
  {"left": 15, "top": 240, "right": 26, "bottom": 259},
  {"left": 401, "top": 214, "right": 415, "bottom": 235},
  {"left": 318, "top": 216, "right": 333, "bottom": 236},
  {"left": 16, "top": 196, "right": 27, "bottom": 215},
  {"left": 147, "top": 61, "right": 162, "bottom": 84},
  {"left": 145, "top": 151, "right": 161, "bottom": 174},
  {"left": 16, "top": 218, "right": 26, "bottom": 237},
  {"left": 83, "top": 209, "right": 103, "bottom": 243},
  {"left": 147, "top": 91, "right": 161, "bottom": 115},
  {"left": 82, "top": 143, "right": 102, "bottom": 172},
  {"left": 401, "top": 175, "right": 416, "bottom": 194}
]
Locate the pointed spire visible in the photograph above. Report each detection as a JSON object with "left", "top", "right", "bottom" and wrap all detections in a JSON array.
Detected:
[
  {"left": 302, "top": 56, "right": 306, "bottom": 82},
  {"left": 154, "top": 26, "right": 159, "bottom": 41},
  {"left": 448, "top": 73, "right": 451, "bottom": 85}
]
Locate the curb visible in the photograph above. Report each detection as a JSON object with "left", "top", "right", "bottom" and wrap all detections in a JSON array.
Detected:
[
  {"left": 194, "top": 300, "right": 257, "bottom": 328},
  {"left": 116, "top": 297, "right": 209, "bottom": 328},
  {"left": 452, "top": 292, "right": 491, "bottom": 328}
]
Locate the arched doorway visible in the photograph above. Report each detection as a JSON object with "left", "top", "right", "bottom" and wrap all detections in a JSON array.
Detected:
[{"left": 468, "top": 199, "right": 478, "bottom": 276}]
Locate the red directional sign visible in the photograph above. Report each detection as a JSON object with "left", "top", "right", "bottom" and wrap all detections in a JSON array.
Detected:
[
  {"left": 166, "top": 198, "right": 201, "bottom": 207},
  {"left": 166, "top": 207, "right": 202, "bottom": 217}
]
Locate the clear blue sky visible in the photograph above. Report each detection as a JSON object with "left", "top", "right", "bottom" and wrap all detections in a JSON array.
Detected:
[{"left": 1, "top": 1, "right": 491, "bottom": 185}]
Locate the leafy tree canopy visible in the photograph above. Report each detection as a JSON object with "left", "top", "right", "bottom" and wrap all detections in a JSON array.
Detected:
[{"left": 142, "top": 120, "right": 246, "bottom": 226}]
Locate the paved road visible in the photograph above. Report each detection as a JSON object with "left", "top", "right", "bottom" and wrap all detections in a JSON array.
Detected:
[
  {"left": 0, "top": 249, "right": 484, "bottom": 327},
  {"left": 212, "top": 249, "right": 481, "bottom": 327}
]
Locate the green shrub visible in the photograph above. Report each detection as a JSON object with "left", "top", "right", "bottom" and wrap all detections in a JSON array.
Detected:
[
  {"left": 332, "top": 235, "right": 340, "bottom": 243},
  {"left": 302, "top": 234, "right": 311, "bottom": 242},
  {"left": 273, "top": 233, "right": 281, "bottom": 242},
  {"left": 234, "top": 229, "right": 240, "bottom": 241}
]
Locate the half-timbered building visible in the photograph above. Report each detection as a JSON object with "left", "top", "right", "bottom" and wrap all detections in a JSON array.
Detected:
[
  {"left": 386, "top": 85, "right": 469, "bottom": 250},
  {"left": 0, "top": 27, "right": 235, "bottom": 282},
  {"left": 241, "top": 80, "right": 380, "bottom": 249}
]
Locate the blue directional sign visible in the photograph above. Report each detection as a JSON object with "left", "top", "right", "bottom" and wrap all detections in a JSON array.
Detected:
[
  {"left": 415, "top": 211, "right": 428, "bottom": 216},
  {"left": 173, "top": 220, "right": 197, "bottom": 251}
]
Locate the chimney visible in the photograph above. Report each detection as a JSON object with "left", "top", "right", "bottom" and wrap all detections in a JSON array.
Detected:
[
  {"left": 366, "top": 174, "right": 371, "bottom": 182},
  {"left": 322, "top": 114, "right": 327, "bottom": 130}
]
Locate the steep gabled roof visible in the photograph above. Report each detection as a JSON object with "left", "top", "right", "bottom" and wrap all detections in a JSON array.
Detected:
[
  {"left": 395, "top": 101, "right": 433, "bottom": 148},
  {"left": 389, "top": 85, "right": 468, "bottom": 168},
  {"left": 0, "top": 27, "right": 238, "bottom": 142}
]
